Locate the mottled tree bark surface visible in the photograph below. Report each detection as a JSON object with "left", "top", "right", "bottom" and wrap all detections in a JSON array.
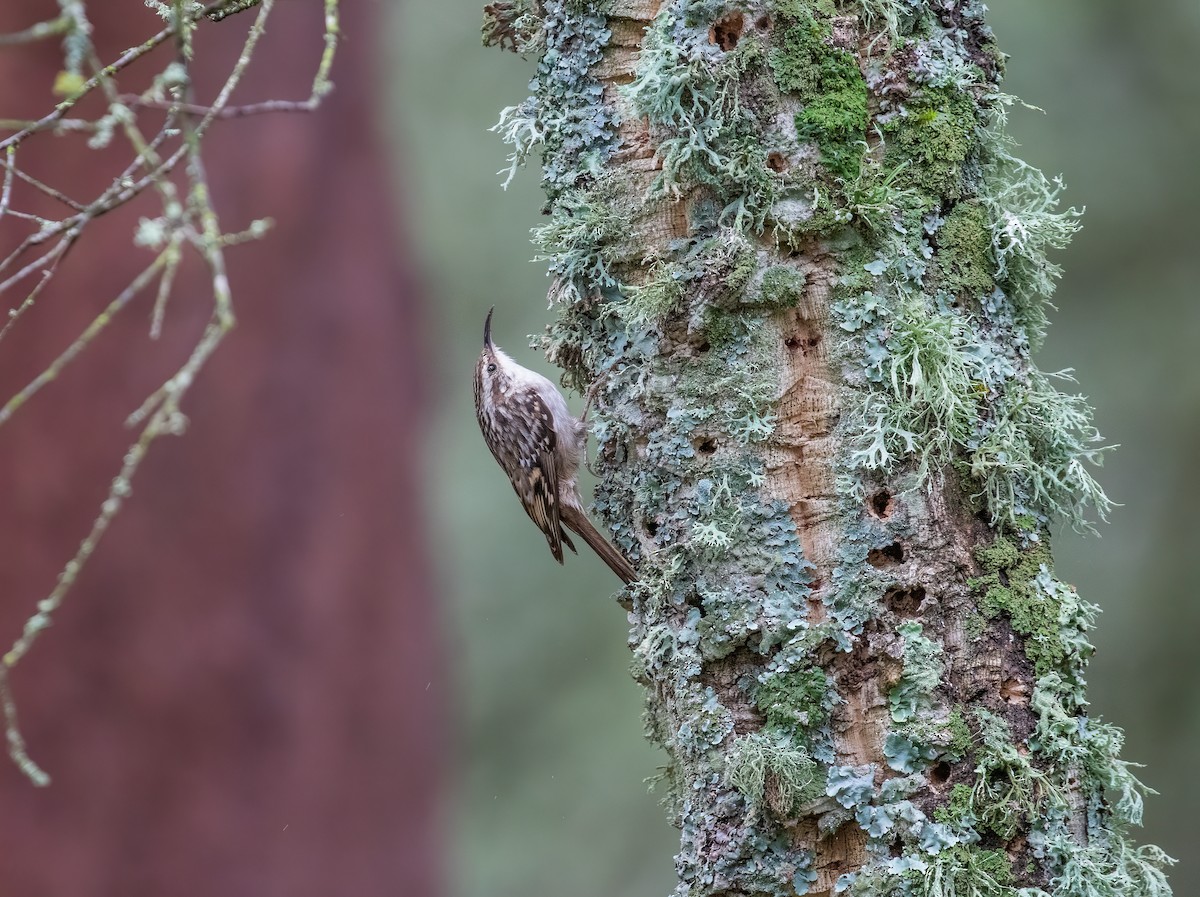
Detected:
[
  {"left": 488, "top": 0, "right": 1171, "bottom": 895},
  {"left": 0, "top": 3, "right": 442, "bottom": 895}
]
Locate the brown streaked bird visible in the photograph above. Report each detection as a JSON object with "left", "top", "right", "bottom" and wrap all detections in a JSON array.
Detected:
[{"left": 473, "top": 307, "right": 637, "bottom": 584}]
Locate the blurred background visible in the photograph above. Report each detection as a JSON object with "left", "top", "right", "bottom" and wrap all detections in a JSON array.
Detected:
[{"left": 0, "top": 0, "right": 1194, "bottom": 895}]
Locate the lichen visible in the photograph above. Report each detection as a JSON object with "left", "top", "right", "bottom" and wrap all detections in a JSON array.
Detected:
[
  {"left": 625, "top": 7, "right": 783, "bottom": 233},
  {"left": 889, "top": 621, "right": 943, "bottom": 723},
  {"left": 491, "top": 0, "right": 617, "bottom": 198},
  {"left": 726, "top": 730, "right": 823, "bottom": 816}
]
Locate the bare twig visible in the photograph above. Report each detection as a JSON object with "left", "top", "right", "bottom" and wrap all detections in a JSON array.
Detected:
[
  {"left": 0, "top": 667, "right": 48, "bottom": 786},
  {"left": 122, "top": 95, "right": 323, "bottom": 118},
  {"left": 0, "top": 153, "right": 86, "bottom": 211}
]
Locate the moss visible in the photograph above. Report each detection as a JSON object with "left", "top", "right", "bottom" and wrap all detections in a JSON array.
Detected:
[
  {"left": 969, "top": 533, "right": 1101, "bottom": 679},
  {"left": 945, "top": 707, "right": 973, "bottom": 758},
  {"left": 700, "top": 306, "right": 745, "bottom": 349},
  {"left": 935, "top": 783, "right": 975, "bottom": 826},
  {"left": 975, "top": 534, "right": 1021, "bottom": 573},
  {"left": 758, "top": 265, "right": 807, "bottom": 309},
  {"left": 756, "top": 667, "right": 831, "bottom": 736},
  {"left": 935, "top": 200, "right": 996, "bottom": 297},
  {"left": 797, "top": 83, "right": 869, "bottom": 183},
  {"left": 769, "top": 6, "right": 868, "bottom": 182},
  {"left": 885, "top": 86, "right": 979, "bottom": 202},
  {"left": 972, "top": 539, "right": 1061, "bottom": 675}
]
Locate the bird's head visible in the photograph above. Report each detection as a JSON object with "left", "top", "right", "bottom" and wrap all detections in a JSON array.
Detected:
[{"left": 476, "top": 306, "right": 515, "bottom": 398}]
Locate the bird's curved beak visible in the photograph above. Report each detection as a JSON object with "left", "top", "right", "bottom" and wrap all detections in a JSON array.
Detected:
[{"left": 483, "top": 306, "right": 495, "bottom": 350}]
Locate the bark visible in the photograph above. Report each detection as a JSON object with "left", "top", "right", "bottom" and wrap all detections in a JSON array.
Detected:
[
  {"left": 487, "top": 1, "right": 1172, "bottom": 896},
  {"left": 0, "top": 4, "right": 442, "bottom": 895}
]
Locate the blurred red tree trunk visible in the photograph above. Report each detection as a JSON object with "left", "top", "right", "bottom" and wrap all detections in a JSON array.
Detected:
[{"left": 0, "top": 4, "right": 443, "bottom": 896}]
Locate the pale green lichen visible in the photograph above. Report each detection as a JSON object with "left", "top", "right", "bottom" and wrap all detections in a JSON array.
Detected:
[
  {"left": 624, "top": 7, "right": 782, "bottom": 232},
  {"left": 889, "top": 621, "right": 943, "bottom": 723},
  {"left": 726, "top": 730, "right": 823, "bottom": 816}
]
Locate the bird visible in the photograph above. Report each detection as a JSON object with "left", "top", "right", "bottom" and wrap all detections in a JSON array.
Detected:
[{"left": 474, "top": 307, "right": 637, "bottom": 584}]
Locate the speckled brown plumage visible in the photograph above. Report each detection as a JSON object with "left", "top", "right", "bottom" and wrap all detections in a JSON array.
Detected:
[{"left": 474, "top": 308, "right": 635, "bottom": 583}]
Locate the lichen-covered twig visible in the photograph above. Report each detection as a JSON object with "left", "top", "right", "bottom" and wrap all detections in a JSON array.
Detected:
[{"left": 0, "top": 0, "right": 340, "bottom": 786}]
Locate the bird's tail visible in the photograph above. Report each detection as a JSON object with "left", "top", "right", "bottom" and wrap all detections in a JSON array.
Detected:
[{"left": 561, "top": 505, "right": 638, "bottom": 584}]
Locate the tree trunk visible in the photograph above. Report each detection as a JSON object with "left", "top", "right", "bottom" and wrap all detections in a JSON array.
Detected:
[{"left": 487, "top": 0, "right": 1172, "bottom": 894}]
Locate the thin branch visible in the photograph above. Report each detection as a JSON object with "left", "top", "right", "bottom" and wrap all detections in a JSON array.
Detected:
[
  {"left": 0, "top": 1, "right": 227, "bottom": 152},
  {"left": 0, "top": 0, "right": 340, "bottom": 788},
  {"left": 0, "top": 118, "right": 95, "bottom": 133},
  {"left": 0, "top": 15, "right": 70, "bottom": 47},
  {"left": 0, "top": 147, "right": 13, "bottom": 221},
  {"left": 0, "top": 254, "right": 169, "bottom": 428},
  {"left": 121, "top": 95, "right": 322, "bottom": 118},
  {"left": 206, "top": 0, "right": 262, "bottom": 23},
  {"left": 0, "top": 667, "right": 48, "bottom": 787},
  {"left": 0, "top": 153, "right": 87, "bottom": 211},
  {"left": 149, "top": 234, "right": 184, "bottom": 339}
]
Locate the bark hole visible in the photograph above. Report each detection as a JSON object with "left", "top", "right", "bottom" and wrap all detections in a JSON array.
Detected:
[
  {"left": 1001, "top": 677, "right": 1031, "bottom": 705},
  {"left": 884, "top": 585, "right": 926, "bottom": 616},
  {"left": 644, "top": 518, "right": 659, "bottom": 538},
  {"left": 767, "top": 151, "right": 788, "bottom": 173},
  {"left": 867, "top": 541, "right": 905, "bottom": 568},
  {"left": 696, "top": 437, "right": 718, "bottom": 455},
  {"left": 868, "top": 488, "right": 895, "bottom": 519},
  {"left": 784, "top": 319, "right": 820, "bottom": 354},
  {"left": 754, "top": 14, "right": 772, "bottom": 31},
  {"left": 930, "top": 761, "right": 952, "bottom": 784},
  {"left": 710, "top": 12, "right": 744, "bottom": 51}
]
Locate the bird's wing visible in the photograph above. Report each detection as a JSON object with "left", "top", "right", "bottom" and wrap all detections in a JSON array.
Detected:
[{"left": 504, "top": 389, "right": 567, "bottom": 563}]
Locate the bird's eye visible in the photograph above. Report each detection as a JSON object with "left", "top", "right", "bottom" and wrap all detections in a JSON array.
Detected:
[{"left": 487, "top": 363, "right": 496, "bottom": 373}]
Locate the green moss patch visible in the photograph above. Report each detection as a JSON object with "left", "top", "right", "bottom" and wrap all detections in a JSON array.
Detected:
[
  {"left": 969, "top": 535, "right": 1076, "bottom": 676},
  {"left": 769, "top": 7, "right": 868, "bottom": 182},
  {"left": 935, "top": 200, "right": 996, "bottom": 297},
  {"left": 884, "top": 86, "right": 979, "bottom": 202}
]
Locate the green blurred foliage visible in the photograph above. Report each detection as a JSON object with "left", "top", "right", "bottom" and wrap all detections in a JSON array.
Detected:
[{"left": 385, "top": 1, "right": 1200, "bottom": 894}]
